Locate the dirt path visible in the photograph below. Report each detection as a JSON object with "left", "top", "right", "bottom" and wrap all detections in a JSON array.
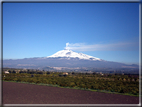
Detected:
[{"left": 3, "top": 81, "right": 139, "bottom": 104}]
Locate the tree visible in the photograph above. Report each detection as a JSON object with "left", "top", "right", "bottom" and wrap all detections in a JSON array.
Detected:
[
  {"left": 47, "top": 72, "right": 50, "bottom": 74},
  {"left": 72, "top": 72, "right": 75, "bottom": 75},
  {"left": 8, "top": 70, "right": 12, "bottom": 73},
  {"left": 12, "top": 70, "right": 16, "bottom": 73}
]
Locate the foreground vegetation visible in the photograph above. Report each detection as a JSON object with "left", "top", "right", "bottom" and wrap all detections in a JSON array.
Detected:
[{"left": 3, "top": 68, "right": 139, "bottom": 96}]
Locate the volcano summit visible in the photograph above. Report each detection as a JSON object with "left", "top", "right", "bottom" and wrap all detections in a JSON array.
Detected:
[{"left": 47, "top": 49, "right": 101, "bottom": 61}]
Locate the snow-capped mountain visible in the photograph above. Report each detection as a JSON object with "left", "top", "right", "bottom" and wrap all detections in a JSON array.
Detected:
[
  {"left": 3, "top": 49, "right": 139, "bottom": 71},
  {"left": 47, "top": 49, "right": 101, "bottom": 61}
]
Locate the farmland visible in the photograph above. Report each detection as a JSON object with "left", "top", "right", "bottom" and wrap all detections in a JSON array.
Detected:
[
  {"left": 3, "top": 68, "right": 139, "bottom": 96},
  {"left": 2, "top": 68, "right": 140, "bottom": 104},
  {"left": 3, "top": 81, "right": 139, "bottom": 104}
]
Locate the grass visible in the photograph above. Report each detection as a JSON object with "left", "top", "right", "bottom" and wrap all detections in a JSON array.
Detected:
[{"left": 3, "top": 80, "right": 139, "bottom": 97}]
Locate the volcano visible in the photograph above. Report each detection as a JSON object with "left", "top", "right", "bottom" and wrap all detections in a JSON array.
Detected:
[{"left": 3, "top": 49, "right": 139, "bottom": 71}]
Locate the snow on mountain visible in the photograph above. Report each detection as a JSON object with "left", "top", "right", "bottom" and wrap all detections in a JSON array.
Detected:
[{"left": 47, "top": 49, "right": 101, "bottom": 61}]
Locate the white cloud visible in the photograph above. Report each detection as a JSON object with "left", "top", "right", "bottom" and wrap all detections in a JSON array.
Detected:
[{"left": 65, "top": 42, "right": 138, "bottom": 51}]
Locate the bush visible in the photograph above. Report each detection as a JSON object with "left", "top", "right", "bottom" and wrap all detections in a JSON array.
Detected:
[
  {"left": 13, "top": 78, "right": 18, "bottom": 81},
  {"left": 119, "top": 89, "right": 124, "bottom": 93},
  {"left": 80, "top": 84, "right": 86, "bottom": 88},
  {"left": 69, "top": 82, "right": 75, "bottom": 87}
]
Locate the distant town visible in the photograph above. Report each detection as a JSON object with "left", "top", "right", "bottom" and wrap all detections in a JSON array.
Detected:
[{"left": 3, "top": 66, "right": 139, "bottom": 75}]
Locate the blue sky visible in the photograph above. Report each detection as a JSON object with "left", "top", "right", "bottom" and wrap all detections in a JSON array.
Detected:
[{"left": 3, "top": 3, "right": 139, "bottom": 65}]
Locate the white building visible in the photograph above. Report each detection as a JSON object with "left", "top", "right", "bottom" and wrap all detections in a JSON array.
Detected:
[
  {"left": 63, "top": 72, "right": 68, "bottom": 75},
  {"left": 4, "top": 71, "right": 9, "bottom": 74}
]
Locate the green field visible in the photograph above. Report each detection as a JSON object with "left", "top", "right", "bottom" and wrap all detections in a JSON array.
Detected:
[{"left": 3, "top": 68, "right": 139, "bottom": 96}]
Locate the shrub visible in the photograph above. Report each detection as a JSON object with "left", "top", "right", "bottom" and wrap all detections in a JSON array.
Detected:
[
  {"left": 80, "top": 83, "right": 86, "bottom": 88},
  {"left": 69, "top": 82, "right": 75, "bottom": 87}
]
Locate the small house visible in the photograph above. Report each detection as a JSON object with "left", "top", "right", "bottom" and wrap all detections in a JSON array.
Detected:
[
  {"left": 4, "top": 71, "right": 9, "bottom": 74},
  {"left": 63, "top": 72, "right": 68, "bottom": 75}
]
